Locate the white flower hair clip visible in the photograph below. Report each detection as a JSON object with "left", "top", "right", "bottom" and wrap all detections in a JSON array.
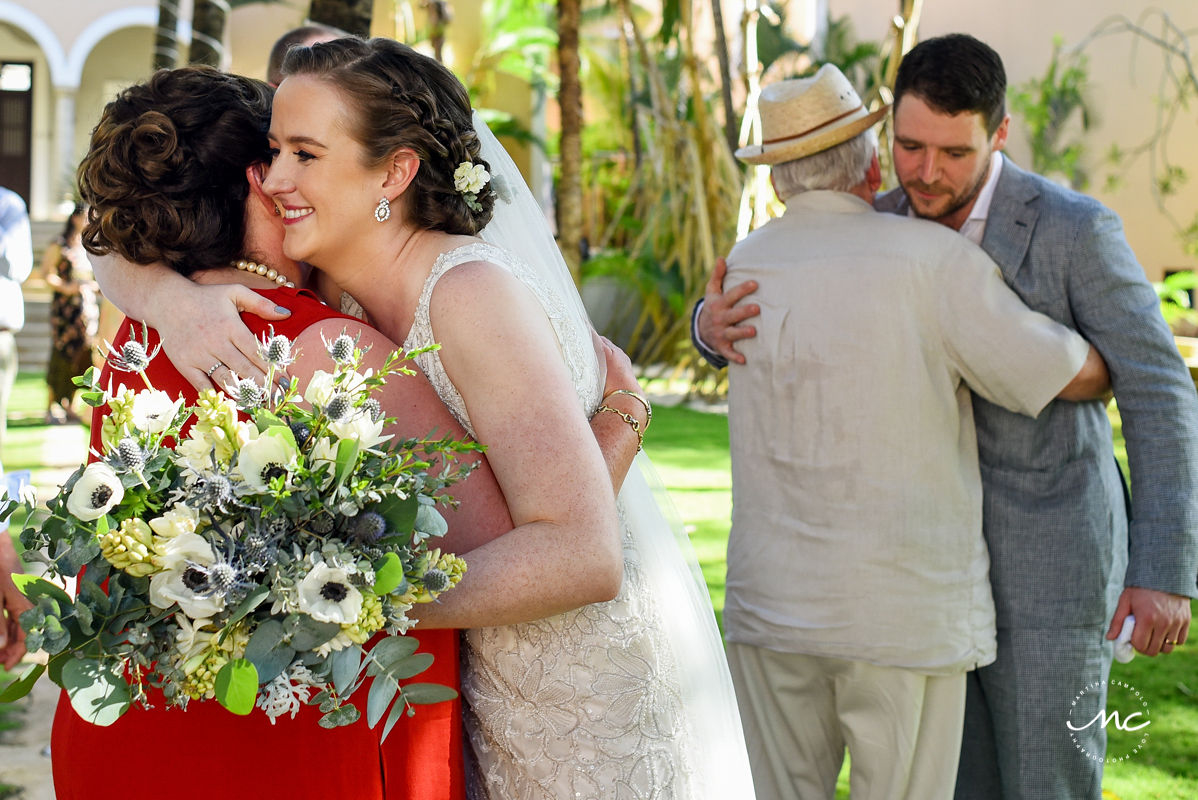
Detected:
[{"left": 454, "top": 161, "right": 491, "bottom": 212}]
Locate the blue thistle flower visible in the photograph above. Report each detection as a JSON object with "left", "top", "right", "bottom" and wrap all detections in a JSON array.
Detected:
[
  {"left": 325, "top": 392, "right": 352, "bottom": 422},
  {"left": 353, "top": 511, "right": 387, "bottom": 544},
  {"left": 327, "top": 334, "right": 356, "bottom": 364},
  {"left": 116, "top": 437, "right": 146, "bottom": 473},
  {"left": 422, "top": 568, "right": 450, "bottom": 593}
]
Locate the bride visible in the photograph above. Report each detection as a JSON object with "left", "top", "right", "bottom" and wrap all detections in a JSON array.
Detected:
[{"left": 105, "top": 37, "right": 755, "bottom": 799}]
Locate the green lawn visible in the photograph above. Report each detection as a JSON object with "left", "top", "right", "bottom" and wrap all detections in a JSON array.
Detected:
[{"left": 643, "top": 400, "right": 1198, "bottom": 799}]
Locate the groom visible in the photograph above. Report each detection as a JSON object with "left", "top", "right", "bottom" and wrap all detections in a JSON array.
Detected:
[{"left": 697, "top": 34, "right": 1198, "bottom": 800}]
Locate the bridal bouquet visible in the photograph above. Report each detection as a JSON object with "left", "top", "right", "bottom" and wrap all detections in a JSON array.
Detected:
[{"left": 0, "top": 326, "right": 475, "bottom": 739}]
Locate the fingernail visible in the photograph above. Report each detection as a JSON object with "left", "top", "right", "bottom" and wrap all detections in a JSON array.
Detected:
[{"left": 274, "top": 305, "right": 292, "bottom": 316}]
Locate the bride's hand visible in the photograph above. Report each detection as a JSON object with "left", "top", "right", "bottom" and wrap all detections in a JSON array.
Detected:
[
  {"left": 597, "top": 334, "right": 643, "bottom": 398},
  {"left": 153, "top": 283, "right": 291, "bottom": 391}
]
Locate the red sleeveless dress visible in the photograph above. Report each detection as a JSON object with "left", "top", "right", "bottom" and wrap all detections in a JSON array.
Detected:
[{"left": 51, "top": 288, "right": 465, "bottom": 800}]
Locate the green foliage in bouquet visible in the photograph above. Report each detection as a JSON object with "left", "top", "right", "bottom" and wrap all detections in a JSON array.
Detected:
[{"left": 0, "top": 326, "right": 478, "bottom": 740}]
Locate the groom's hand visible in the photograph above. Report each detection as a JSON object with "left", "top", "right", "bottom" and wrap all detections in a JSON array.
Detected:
[
  {"left": 698, "top": 257, "right": 760, "bottom": 365},
  {"left": 1106, "top": 586, "right": 1191, "bottom": 656}
]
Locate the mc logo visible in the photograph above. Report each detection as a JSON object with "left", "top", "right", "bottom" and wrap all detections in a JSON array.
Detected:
[{"left": 1066, "top": 679, "right": 1151, "bottom": 764}]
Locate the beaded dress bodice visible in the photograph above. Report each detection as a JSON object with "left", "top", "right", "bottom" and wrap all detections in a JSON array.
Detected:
[{"left": 403, "top": 243, "right": 697, "bottom": 800}]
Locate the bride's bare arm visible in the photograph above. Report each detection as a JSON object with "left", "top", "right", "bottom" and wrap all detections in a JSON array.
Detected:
[
  {"left": 410, "top": 263, "right": 626, "bottom": 629},
  {"left": 93, "top": 254, "right": 290, "bottom": 389},
  {"left": 290, "top": 318, "right": 515, "bottom": 556}
]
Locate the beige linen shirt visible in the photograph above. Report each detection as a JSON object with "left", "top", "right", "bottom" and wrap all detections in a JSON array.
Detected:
[{"left": 722, "top": 191, "right": 1090, "bottom": 674}]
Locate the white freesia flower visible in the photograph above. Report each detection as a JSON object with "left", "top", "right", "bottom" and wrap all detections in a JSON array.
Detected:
[
  {"left": 297, "top": 563, "right": 362, "bottom": 624},
  {"left": 328, "top": 412, "right": 393, "bottom": 452},
  {"left": 303, "top": 371, "right": 337, "bottom": 407},
  {"left": 175, "top": 436, "right": 215, "bottom": 474},
  {"left": 131, "top": 390, "right": 183, "bottom": 434},
  {"left": 304, "top": 369, "right": 372, "bottom": 409},
  {"left": 149, "top": 532, "right": 225, "bottom": 618},
  {"left": 148, "top": 504, "right": 199, "bottom": 542},
  {"left": 236, "top": 426, "right": 299, "bottom": 492},
  {"left": 173, "top": 613, "right": 215, "bottom": 664},
  {"left": 66, "top": 462, "right": 124, "bottom": 521},
  {"left": 453, "top": 162, "right": 490, "bottom": 195},
  {"left": 313, "top": 630, "right": 355, "bottom": 657}
]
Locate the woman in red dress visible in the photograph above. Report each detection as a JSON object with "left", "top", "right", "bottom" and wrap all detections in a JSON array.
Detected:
[{"left": 50, "top": 66, "right": 513, "bottom": 800}]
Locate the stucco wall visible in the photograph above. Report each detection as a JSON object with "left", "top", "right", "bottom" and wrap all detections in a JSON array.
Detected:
[{"left": 831, "top": 0, "right": 1198, "bottom": 278}]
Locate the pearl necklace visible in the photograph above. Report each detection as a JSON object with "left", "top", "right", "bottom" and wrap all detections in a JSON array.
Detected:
[{"left": 233, "top": 258, "right": 296, "bottom": 288}]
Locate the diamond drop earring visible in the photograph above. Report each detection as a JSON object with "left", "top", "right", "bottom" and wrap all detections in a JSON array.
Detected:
[{"left": 374, "top": 197, "right": 391, "bottom": 223}]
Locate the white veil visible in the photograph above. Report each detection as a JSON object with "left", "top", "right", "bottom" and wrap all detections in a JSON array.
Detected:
[{"left": 473, "top": 113, "right": 756, "bottom": 797}]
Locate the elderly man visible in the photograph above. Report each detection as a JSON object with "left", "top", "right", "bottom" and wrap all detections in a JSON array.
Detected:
[
  {"left": 702, "top": 35, "right": 1198, "bottom": 800},
  {"left": 718, "top": 65, "right": 1109, "bottom": 800}
]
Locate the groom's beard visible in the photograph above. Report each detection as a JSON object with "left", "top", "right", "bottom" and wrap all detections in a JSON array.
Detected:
[{"left": 902, "top": 162, "right": 990, "bottom": 227}]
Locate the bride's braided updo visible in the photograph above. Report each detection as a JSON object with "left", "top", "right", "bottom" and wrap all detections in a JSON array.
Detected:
[
  {"left": 281, "top": 38, "right": 494, "bottom": 235},
  {"left": 77, "top": 67, "right": 273, "bottom": 275}
]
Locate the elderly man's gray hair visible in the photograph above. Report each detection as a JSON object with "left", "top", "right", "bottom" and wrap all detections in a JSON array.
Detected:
[{"left": 771, "top": 128, "right": 879, "bottom": 200}]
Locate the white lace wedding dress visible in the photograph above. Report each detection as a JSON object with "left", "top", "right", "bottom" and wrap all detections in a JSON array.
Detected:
[{"left": 403, "top": 241, "right": 755, "bottom": 800}]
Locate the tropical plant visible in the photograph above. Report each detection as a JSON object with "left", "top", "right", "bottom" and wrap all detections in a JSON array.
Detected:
[
  {"left": 579, "top": 0, "right": 741, "bottom": 387},
  {"left": 1009, "top": 37, "right": 1092, "bottom": 189}
]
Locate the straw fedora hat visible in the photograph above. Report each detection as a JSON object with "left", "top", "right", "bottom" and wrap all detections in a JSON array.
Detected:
[{"left": 736, "top": 64, "right": 889, "bottom": 166}]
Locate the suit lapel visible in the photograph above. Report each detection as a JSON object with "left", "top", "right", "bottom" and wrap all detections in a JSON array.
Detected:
[{"left": 980, "top": 159, "right": 1040, "bottom": 284}]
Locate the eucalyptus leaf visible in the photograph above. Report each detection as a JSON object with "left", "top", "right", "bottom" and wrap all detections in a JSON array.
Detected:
[
  {"left": 365, "top": 636, "right": 419, "bottom": 676},
  {"left": 385, "top": 652, "right": 435, "bottom": 681},
  {"left": 330, "top": 645, "right": 363, "bottom": 698},
  {"left": 366, "top": 672, "right": 400, "bottom": 728},
  {"left": 215, "top": 659, "right": 259, "bottom": 715},
  {"left": 290, "top": 616, "right": 341, "bottom": 651},
  {"left": 372, "top": 552, "right": 404, "bottom": 595},
  {"left": 414, "top": 504, "right": 448, "bottom": 539},
  {"left": 399, "top": 682, "right": 459, "bottom": 705},
  {"left": 0, "top": 662, "right": 45, "bottom": 703},
  {"left": 380, "top": 691, "right": 411, "bottom": 743},
  {"left": 222, "top": 585, "right": 270, "bottom": 631},
  {"left": 244, "top": 619, "right": 294, "bottom": 684},
  {"left": 77, "top": 579, "right": 112, "bottom": 616},
  {"left": 73, "top": 598, "right": 95, "bottom": 636},
  {"left": 62, "top": 658, "right": 130, "bottom": 726},
  {"left": 318, "top": 704, "right": 361, "bottom": 729}
]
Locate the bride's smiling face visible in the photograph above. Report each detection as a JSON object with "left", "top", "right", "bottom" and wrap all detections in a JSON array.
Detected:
[{"left": 264, "top": 75, "right": 388, "bottom": 271}]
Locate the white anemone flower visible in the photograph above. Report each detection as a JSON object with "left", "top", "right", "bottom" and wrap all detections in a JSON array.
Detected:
[
  {"left": 130, "top": 389, "right": 183, "bottom": 434},
  {"left": 297, "top": 563, "right": 362, "bottom": 624},
  {"left": 236, "top": 426, "right": 299, "bottom": 492},
  {"left": 149, "top": 532, "right": 226, "bottom": 618},
  {"left": 66, "top": 462, "right": 124, "bottom": 521}
]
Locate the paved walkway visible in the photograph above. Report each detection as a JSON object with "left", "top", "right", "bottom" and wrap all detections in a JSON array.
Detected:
[{"left": 1, "top": 420, "right": 89, "bottom": 799}]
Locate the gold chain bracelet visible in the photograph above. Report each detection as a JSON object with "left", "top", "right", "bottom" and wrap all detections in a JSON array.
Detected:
[
  {"left": 596, "top": 404, "right": 644, "bottom": 451},
  {"left": 601, "top": 389, "right": 653, "bottom": 432}
]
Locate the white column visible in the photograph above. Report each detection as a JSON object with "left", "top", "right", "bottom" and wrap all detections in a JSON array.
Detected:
[{"left": 53, "top": 86, "right": 77, "bottom": 209}]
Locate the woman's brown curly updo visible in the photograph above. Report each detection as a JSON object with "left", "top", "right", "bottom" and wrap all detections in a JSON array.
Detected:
[
  {"left": 77, "top": 66, "right": 273, "bottom": 276},
  {"left": 280, "top": 38, "right": 494, "bottom": 235}
]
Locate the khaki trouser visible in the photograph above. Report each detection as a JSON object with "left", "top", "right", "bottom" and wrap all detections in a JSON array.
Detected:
[{"left": 727, "top": 642, "right": 966, "bottom": 800}]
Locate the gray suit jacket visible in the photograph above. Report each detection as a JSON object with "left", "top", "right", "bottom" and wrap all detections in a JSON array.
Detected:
[{"left": 878, "top": 158, "right": 1198, "bottom": 628}]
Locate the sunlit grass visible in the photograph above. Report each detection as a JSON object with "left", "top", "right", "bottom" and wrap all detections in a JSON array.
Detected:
[{"left": 645, "top": 400, "right": 1197, "bottom": 796}]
